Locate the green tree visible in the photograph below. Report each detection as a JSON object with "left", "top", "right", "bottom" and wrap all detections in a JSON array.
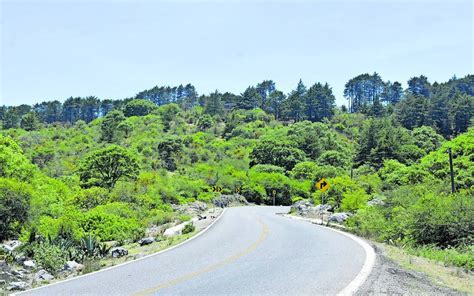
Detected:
[
  {"left": 20, "top": 111, "right": 41, "bottom": 131},
  {"left": 124, "top": 99, "right": 158, "bottom": 117},
  {"left": 204, "top": 91, "right": 224, "bottom": 116},
  {"left": 0, "top": 178, "right": 32, "bottom": 240},
  {"left": 100, "top": 110, "right": 126, "bottom": 143},
  {"left": 238, "top": 87, "right": 261, "bottom": 110},
  {"left": 250, "top": 139, "right": 305, "bottom": 171},
  {"left": 78, "top": 145, "right": 140, "bottom": 189}
]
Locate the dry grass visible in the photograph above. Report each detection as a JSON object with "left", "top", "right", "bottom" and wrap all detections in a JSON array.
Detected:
[{"left": 382, "top": 243, "right": 474, "bottom": 295}]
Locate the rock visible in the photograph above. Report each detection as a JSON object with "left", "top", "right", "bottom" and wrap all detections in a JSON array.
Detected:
[
  {"left": 314, "top": 204, "right": 332, "bottom": 213},
  {"left": 35, "top": 269, "right": 54, "bottom": 281},
  {"left": 111, "top": 247, "right": 128, "bottom": 258},
  {"left": 22, "top": 260, "right": 36, "bottom": 269},
  {"left": 187, "top": 201, "right": 207, "bottom": 213},
  {"left": 163, "top": 222, "right": 187, "bottom": 237},
  {"left": 6, "top": 281, "right": 29, "bottom": 291},
  {"left": 2, "top": 240, "right": 21, "bottom": 252},
  {"left": 368, "top": 198, "right": 385, "bottom": 206},
  {"left": 328, "top": 212, "right": 351, "bottom": 223},
  {"left": 213, "top": 194, "right": 248, "bottom": 208},
  {"left": 64, "top": 261, "right": 84, "bottom": 271},
  {"left": 138, "top": 237, "right": 155, "bottom": 246},
  {"left": 290, "top": 200, "right": 328, "bottom": 217}
]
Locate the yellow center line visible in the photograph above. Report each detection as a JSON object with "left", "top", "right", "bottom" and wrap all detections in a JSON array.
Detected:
[{"left": 133, "top": 219, "right": 270, "bottom": 296}]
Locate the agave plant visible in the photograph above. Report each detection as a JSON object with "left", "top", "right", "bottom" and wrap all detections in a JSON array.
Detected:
[{"left": 80, "top": 234, "right": 100, "bottom": 258}]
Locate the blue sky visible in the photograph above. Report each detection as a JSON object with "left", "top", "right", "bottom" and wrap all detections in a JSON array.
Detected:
[{"left": 1, "top": 0, "right": 472, "bottom": 106}]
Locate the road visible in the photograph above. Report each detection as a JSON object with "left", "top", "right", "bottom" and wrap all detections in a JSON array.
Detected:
[{"left": 19, "top": 206, "right": 368, "bottom": 295}]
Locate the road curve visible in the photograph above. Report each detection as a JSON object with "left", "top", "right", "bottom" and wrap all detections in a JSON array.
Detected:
[{"left": 19, "top": 206, "right": 368, "bottom": 295}]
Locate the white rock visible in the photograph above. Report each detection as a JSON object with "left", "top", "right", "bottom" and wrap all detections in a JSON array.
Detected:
[
  {"left": 2, "top": 240, "right": 21, "bottom": 252},
  {"left": 64, "top": 261, "right": 84, "bottom": 271},
  {"left": 6, "top": 281, "right": 29, "bottom": 291},
  {"left": 22, "top": 260, "right": 36, "bottom": 269},
  {"left": 35, "top": 269, "right": 54, "bottom": 281},
  {"left": 163, "top": 222, "right": 187, "bottom": 237}
]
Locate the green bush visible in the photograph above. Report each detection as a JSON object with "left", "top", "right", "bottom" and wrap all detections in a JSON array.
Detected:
[
  {"left": 33, "top": 243, "right": 68, "bottom": 273},
  {"left": 182, "top": 223, "right": 195, "bottom": 234},
  {"left": 0, "top": 178, "right": 32, "bottom": 240}
]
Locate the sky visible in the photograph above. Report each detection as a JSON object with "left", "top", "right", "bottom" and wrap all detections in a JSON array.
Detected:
[{"left": 0, "top": 0, "right": 473, "bottom": 107}]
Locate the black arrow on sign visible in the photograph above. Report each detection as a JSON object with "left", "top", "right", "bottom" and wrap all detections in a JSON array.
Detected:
[{"left": 320, "top": 181, "right": 327, "bottom": 189}]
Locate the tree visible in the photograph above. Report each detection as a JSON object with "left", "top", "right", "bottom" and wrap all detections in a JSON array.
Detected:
[
  {"left": 450, "top": 94, "right": 474, "bottom": 135},
  {"left": 411, "top": 126, "right": 444, "bottom": 154},
  {"left": 124, "top": 99, "right": 157, "bottom": 117},
  {"left": 305, "top": 82, "right": 335, "bottom": 122},
  {"left": 204, "top": 91, "right": 224, "bottom": 116},
  {"left": 250, "top": 139, "right": 305, "bottom": 171},
  {"left": 156, "top": 137, "right": 183, "bottom": 171},
  {"left": 0, "top": 178, "right": 32, "bottom": 241},
  {"left": 78, "top": 145, "right": 140, "bottom": 189},
  {"left": 238, "top": 87, "right": 261, "bottom": 110},
  {"left": 381, "top": 81, "right": 403, "bottom": 105},
  {"left": 395, "top": 94, "right": 430, "bottom": 129},
  {"left": 80, "top": 96, "right": 100, "bottom": 122},
  {"left": 100, "top": 110, "right": 126, "bottom": 143},
  {"left": 408, "top": 75, "right": 431, "bottom": 98},
  {"left": 20, "top": 112, "right": 41, "bottom": 131},
  {"left": 267, "top": 90, "right": 286, "bottom": 120},
  {"left": 256, "top": 80, "right": 276, "bottom": 109},
  {"left": 344, "top": 73, "right": 385, "bottom": 112},
  {"left": 283, "top": 79, "right": 307, "bottom": 121}
]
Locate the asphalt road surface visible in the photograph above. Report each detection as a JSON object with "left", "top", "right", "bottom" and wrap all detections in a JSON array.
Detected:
[{"left": 19, "top": 206, "right": 367, "bottom": 295}]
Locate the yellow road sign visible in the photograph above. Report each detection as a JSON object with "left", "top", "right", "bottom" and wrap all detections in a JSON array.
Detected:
[
  {"left": 212, "top": 185, "right": 222, "bottom": 193},
  {"left": 316, "top": 178, "right": 330, "bottom": 193}
]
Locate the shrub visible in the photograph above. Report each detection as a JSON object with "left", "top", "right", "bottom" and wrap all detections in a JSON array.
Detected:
[
  {"left": 33, "top": 243, "right": 68, "bottom": 274},
  {"left": 182, "top": 223, "right": 195, "bottom": 234},
  {"left": 0, "top": 178, "right": 32, "bottom": 241}
]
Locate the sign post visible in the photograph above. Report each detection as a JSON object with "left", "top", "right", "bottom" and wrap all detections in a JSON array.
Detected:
[
  {"left": 315, "top": 178, "right": 331, "bottom": 225},
  {"left": 272, "top": 190, "right": 276, "bottom": 206}
]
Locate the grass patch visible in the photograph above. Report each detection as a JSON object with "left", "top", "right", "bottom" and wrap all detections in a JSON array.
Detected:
[{"left": 383, "top": 243, "right": 474, "bottom": 294}]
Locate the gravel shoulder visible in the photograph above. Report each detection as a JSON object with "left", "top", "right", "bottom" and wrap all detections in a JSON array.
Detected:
[{"left": 356, "top": 242, "right": 468, "bottom": 296}]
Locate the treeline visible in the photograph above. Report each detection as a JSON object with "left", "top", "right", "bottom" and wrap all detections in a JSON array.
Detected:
[{"left": 1, "top": 74, "right": 473, "bottom": 137}]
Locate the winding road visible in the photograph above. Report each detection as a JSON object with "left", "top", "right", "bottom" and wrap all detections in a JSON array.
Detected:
[{"left": 18, "top": 206, "right": 371, "bottom": 295}]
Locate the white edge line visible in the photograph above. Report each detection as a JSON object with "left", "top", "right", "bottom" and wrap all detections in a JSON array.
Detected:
[
  {"left": 14, "top": 208, "right": 227, "bottom": 295},
  {"left": 284, "top": 214, "right": 376, "bottom": 296}
]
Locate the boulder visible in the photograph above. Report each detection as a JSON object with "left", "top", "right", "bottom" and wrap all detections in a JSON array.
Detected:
[
  {"left": 213, "top": 194, "right": 248, "bottom": 208},
  {"left": 64, "top": 261, "right": 84, "bottom": 272},
  {"left": 368, "top": 198, "right": 385, "bottom": 206},
  {"left": 314, "top": 204, "right": 332, "bottom": 213},
  {"left": 111, "top": 247, "right": 128, "bottom": 258},
  {"left": 138, "top": 237, "right": 155, "bottom": 246},
  {"left": 163, "top": 223, "right": 186, "bottom": 237},
  {"left": 6, "top": 281, "right": 29, "bottom": 291},
  {"left": 328, "top": 212, "right": 351, "bottom": 223},
  {"left": 290, "top": 200, "right": 327, "bottom": 217},
  {"left": 187, "top": 201, "right": 207, "bottom": 213},
  {"left": 2, "top": 240, "right": 21, "bottom": 252},
  {"left": 22, "top": 260, "right": 36, "bottom": 269},
  {"left": 35, "top": 269, "right": 54, "bottom": 281}
]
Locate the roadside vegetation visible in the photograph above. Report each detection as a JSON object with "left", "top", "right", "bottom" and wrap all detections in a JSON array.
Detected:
[{"left": 0, "top": 74, "right": 473, "bottom": 287}]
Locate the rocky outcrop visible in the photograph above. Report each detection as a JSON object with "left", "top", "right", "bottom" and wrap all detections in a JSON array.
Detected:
[
  {"left": 6, "top": 280, "right": 29, "bottom": 291},
  {"left": 290, "top": 200, "right": 332, "bottom": 217},
  {"left": 328, "top": 212, "right": 351, "bottom": 223},
  {"left": 213, "top": 194, "right": 248, "bottom": 208},
  {"left": 111, "top": 247, "right": 128, "bottom": 258}
]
